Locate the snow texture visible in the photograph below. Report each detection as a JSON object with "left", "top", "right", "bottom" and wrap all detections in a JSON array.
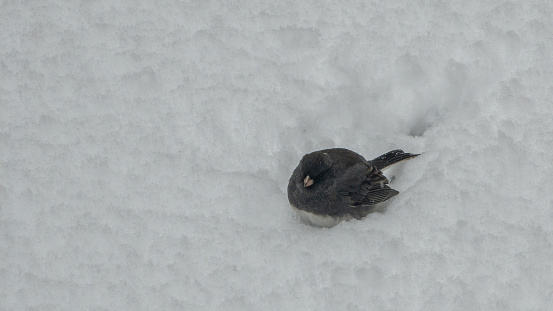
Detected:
[{"left": 2, "top": 1, "right": 553, "bottom": 310}]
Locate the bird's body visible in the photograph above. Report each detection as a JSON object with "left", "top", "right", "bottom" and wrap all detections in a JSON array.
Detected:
[{"left": 287, "top": 148, "right": 419, "bottom": 227}]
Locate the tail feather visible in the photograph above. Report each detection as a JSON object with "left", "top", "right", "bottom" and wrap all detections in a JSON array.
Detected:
[{"left": 371, "top": 149, "right": 419, "bottom": 171}]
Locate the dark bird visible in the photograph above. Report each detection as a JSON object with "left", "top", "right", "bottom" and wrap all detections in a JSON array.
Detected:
[{"left": 287, "top": 148, "right": 419, "bottom": 227}]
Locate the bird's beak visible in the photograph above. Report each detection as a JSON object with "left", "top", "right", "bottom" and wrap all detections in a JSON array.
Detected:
[{"left": 304, "top": 175, "right": 314, "bottom": 187}]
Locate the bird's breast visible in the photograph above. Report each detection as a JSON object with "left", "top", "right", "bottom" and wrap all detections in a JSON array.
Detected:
[{"left": 291, "top": 205, "right": 351, "bottom": 228}]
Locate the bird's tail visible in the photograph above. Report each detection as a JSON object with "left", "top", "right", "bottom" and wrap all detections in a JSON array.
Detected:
[{"left": 371, "top": 149, "right": 419, "bottom": 171}]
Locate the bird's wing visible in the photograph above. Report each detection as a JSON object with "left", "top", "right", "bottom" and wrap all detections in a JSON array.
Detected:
[
  {"left": 335, "top": 163, "right": 395, "bottom": 207},
  {"left": 361, "top": 185, "right": 399, "bottom": 205}
]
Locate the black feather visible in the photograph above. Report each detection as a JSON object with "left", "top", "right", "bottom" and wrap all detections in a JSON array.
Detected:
[{"left": 371, "top": 149, "right": 420, "bottom": 171}]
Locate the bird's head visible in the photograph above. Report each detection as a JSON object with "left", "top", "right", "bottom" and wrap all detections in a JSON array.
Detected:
[{"left": 300, "top": 151, "right": 332, "bottom": 187}]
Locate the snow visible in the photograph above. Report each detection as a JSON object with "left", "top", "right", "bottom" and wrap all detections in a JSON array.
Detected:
[{"left": 2, "top": 0, "right": 553, "bottom": 310}]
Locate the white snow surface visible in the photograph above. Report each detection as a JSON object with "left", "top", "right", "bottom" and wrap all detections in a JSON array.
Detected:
[{"left": 2, "top": 1, "right": 553, "bottom": 310}]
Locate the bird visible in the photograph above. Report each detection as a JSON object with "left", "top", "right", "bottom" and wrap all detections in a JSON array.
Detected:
[{"left": 287, "top": 148, "right": 419, "bottom": 227}]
